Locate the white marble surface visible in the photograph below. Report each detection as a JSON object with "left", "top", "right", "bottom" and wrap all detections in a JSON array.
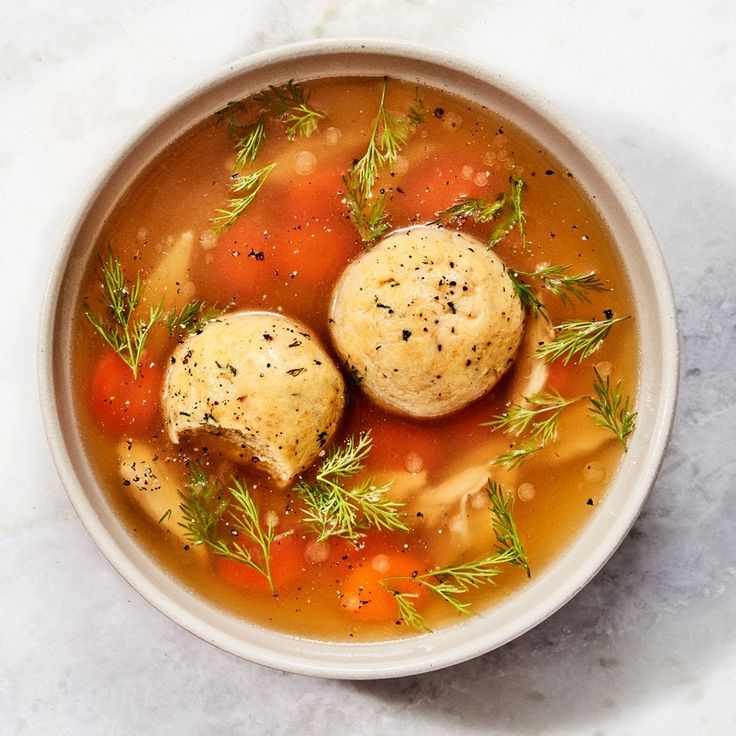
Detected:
[{"left": 2, "top": 1, "right": 735, "bottom": 733}]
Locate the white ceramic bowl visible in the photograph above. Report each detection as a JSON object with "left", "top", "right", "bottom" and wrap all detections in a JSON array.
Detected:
[{"left": 38, "top": 39, "right": 678, "bottom": 679}]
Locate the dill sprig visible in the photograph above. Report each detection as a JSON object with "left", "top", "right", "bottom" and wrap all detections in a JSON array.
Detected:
[
  {"left": 211, "top": 162, "right": 276, "bottom": 233},
  {"left": 351, "top": 76, "right": 409, "bottom": 195},
  {"left": 158, "top": 508, "right": 173, "bottom": 524},
  {"left": 383, "top": 480, "right": 529, "bottom": 630},
  {"left": 407, "top": 86, "right": 426, "bottom": 125},
  {"left": 507, "top": 269, "right": 547, "bottom": 318},
  {"left": 85, "top": 247, "right": 163, "bottom": 379},
  {"left": 432, "top": 193, "right": 506, "bottom": 225},
  {"left": 342, "top": 173, "right": 391, "bottom": 243},
  {"left": 489, "top": 175, "right": 525, "bottom": 246},
  {"left": 392, "top": 590, "right": 431, "bottom": 632},
  {"left": 233, "top": 114, "right": 266, "bottom": 168},
  {"left": 164, "top": 300, "right": 228, "bottom": 336},
  {"left": 177, "top": 462, "right": 228, "bottom": 546},
  {"left": 492, "top": 442, "right": 542, "bottom": 470},
  {"left": 342, "top": 77, "right": 423, "bottom": 244},
  {"left": 487, "top": 391, "right": 580, "bottom": 469},
  {"left": 254, "top": 79, "right": 325, "bottom": 139},
  {"left": 212, "top": 80, "right": 323, "bottom": 231},
  {"left": 487, "top": 480, "right": 530, "bottom": 575},
  {"left": 216, "top": 478, "right": 280, "bottom": 592},
  {"left": 295, "top": 432, "right": 408, "bottom": 542},
  {"left": 431, "top": 175, "right": 526, "bottom": 247},
  {"left": 215, "top": 103, "right": 266, "bottom": 169},
  {"left": 535, "top": 315, "right": 630, "bottom": 365},
  {"left": 510, "top": 264, "right": 608, "bottom": 313},
  {"left": 178, "top": 464, "right": 283, "bottom": 593},
  {"left": 215, "top": 100, "right": 248, "bottom": 136},
  {"left": 589, "top": 367, "right": 637, "bottom": 450},
  {"left": 386, "top": 554, "right": 517, "bottom": 631},
  {"left": 485, "top": 390, "right": 581, "bottom": 447},
  {"left": 533, "top": 265, "right": 608, "bottom": 303}
]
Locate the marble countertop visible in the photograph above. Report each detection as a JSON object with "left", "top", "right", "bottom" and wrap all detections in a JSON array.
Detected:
[{"left": 2, "top": 1, "right": 734, "bottom": 733}]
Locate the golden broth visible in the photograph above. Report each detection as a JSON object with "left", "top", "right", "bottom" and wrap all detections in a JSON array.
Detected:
[{"left": 72, "top": 77, "right": 638, "bottom": 640}]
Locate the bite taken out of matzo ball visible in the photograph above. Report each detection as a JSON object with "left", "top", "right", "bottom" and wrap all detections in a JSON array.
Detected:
[
  {"left": 329, "top": 226, "right": 524, "bottom": 418},
  {"left": 162, "top": 311, "right": 345, "bottom": 485}
]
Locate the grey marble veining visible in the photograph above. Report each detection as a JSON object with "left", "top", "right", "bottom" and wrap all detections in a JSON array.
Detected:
[{"left": 2, "top": 1, "right": 735, "bottom": 733}]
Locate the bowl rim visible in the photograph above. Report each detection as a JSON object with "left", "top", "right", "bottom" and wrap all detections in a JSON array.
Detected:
[{"left": 38, "top": 37, "right": 679, "bottom": 679}]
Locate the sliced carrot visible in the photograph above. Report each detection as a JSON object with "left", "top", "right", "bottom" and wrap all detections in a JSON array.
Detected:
[
  {"left": 390, "top": 154, "right": 502, "bottom": 225},
  {"left": 546, "top": 358, "right": 577, "bottom": 393},
  {"left": 207, "top": 211, "right": 281, "bottom": 302},
  {"left": 302, "top": 534, "right": 356, "bottom": 569},
  {"left": 90, "top": 352, "right": 162, "bottom": 434},
  {"left": 214, "top": 532, "right": 305, "bottom": 595},
  {"left": 342, "top": 393, "right": 442, "bottom": 473},
  {"left": 266, "top": 171, "right": 360, "bottom": 287},
  {"left": 298, "top": 527, "right": 408, "bottom": 576},
  {"left": 339, "top": 550, "right": 429, "bottom": 623},
  {"left": 365, "top": 415, "right": 441, "bottom": 474},
  {"left": 209, "top": 163, "right": 360, "bottom": 304}
]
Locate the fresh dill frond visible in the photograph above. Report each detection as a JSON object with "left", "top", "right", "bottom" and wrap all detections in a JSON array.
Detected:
[
  {"left": 158, "top": 508, "right": 172, "bottom": 524},
  {"left": 164, "top": 300, "right": 228, "bottom": 335},
  {"left": 426, "top": 548, "right": 523, "bottom": 594},
  {"left": 215, "top": 100, "right": 248, "bottom": 137},
  {"left": 381, "top": 480, "right": 530, "bottom": 631},
  {"left": 484, "top": 391, "right": 581, "bottom": 447},
  {"left": 487, "top": 480, "right": 530, "bottom": 576},
  {"left": 488, "top": 175, "right": 526, "bottom": 246},
  {"left": 254, "top": 79, "right": 325, "bottom": 139},
  {"left": 513, "top": 264, "right": 608, "bottom": 305},
  {"left": 507, "top": 270, "right": 547, "bottom": 318},
  {"left": 431, "top": 175, "right": 526, "bottom": 247},
  {"left": 295, "top": 432, "right": 408, "bottom": 542},
  {"left": 351, "top": 76, "right": 410, "bottom": 197},
  {"left": 317, "top": 432, "right": 373, "bottom": 477},
  {"left": 377, "top": 107, "right": 408, "bottom": 164},
  {"left": 407, "top": 86, "right": 426, "bottom": 125},
  {"left": 492, "top": 442, "right": 542, "bottom": 470},
  {"left": 211, "top": 162, "right": 277, "bottom": 233},
  {"left": 383, "top": 545, "right": 525, "bottom": 630},
  {"left": 85, "top": 247, "right": 163, "bottom": 379},
  {"left": 177, "top": 462, "right": 229, "bottom": 546},
  {"left": 214, "top": 101, "right": 268, "bottom": 189},
  {"left": 211, "top": 81, "right": 322, "bottom": 231},
  {"left": 392, "top": 591, "right": 432, "bottom": 632},
  {"left": 222, "top": 478, "right": 280, "bottom": 590},
  {"left": 588, "top": 367, "right": 637, "bottom": 450},
  {"left": 233, "top": 114, "right": 266, "bottom": 168},
  {"left": 535, "top": 315, "right": 630, "bottom": 365},
  {"left": 178, "top": 464, "right": 283, "bottom": 593},
  {"left": 536, "top": 265, "right": 607, "bottom": 303},
  {"left": 431, "top": 193, "right": 506, "bottom": 226},
  {"left": 219, "top": 81, "right": 323, "bottom": 155},
  {"left": 342, "top": 77, "right": 424, "bottom": 242},
  {"left": 342, "top": 173, "right": 391, "bottom": 244},
  {"left": 382, "top": 564, "right": 475, "bottom": 631}
]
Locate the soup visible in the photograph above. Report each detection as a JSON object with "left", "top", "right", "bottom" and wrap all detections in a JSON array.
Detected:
[{"left": 73, "top": 76, "right": 638, "bottom": 640}]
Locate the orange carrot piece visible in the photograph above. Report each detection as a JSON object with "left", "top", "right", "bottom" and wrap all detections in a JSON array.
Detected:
[{"left": 90, "top": 352, "right": 162, "bottom": 434}]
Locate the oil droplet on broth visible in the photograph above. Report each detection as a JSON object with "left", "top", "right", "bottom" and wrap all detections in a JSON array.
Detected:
[{"left": 583, "top": 461, "right": 607, "bottom": 484}]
